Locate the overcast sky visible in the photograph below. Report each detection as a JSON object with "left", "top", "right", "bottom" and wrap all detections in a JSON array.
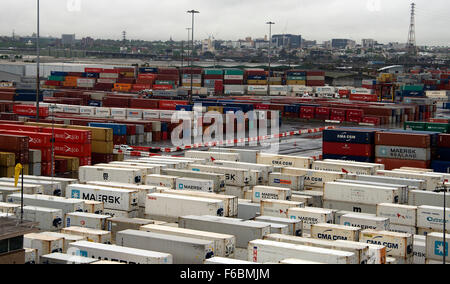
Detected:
[{"left": 1, "top": 0, "right": 449, "bottom": 46}]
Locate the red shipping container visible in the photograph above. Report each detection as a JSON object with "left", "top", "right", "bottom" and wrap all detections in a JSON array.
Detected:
[
  {"left": 138, "top": 74, "right": 157, "bottom": 80},
  {"left": 45, "top": 81, "right": 61, "bottom": 86},
  {"left": 92, "top": 153, "right": 114, "bottom": 164},
  {"left": 0, "top": 124, "right": 41, "bottom": 133},
  {"left": 346, "top": 109, "right": 364, "bottom": 118},
  {"left": 205, "top": 75, "right": 223, "bottom": 80},
  {"left": 331, "top": 109, "right": 346, "bottom": 116},
  {"left": 130, "top": 99, "right": 159, "bottom": 109},
  {"left": 254, "top": 104, "right": 270, "bottom": 110},
  {"left": 85, "top": 68, "right": 103, "bottom": 73},
  {"left": 40, "top": 128, "right": 91, "bottom": 144},
  {"left": 323, "top": 142, "right": 374, "bottom": 157},
  {"left": 54, "top": 143, "right": 91, "bottom": 158},
  {"left": 113, "top": 135, "right": 127, "bottom": 145},
  {"left": 152, "top": 85, "right": 173, "bottom": 90},
  {"left": 330, "top": 115, "right": 345, "bottom": 122},
  {"left": 301, "top": 106, "right": 316, "bottom": 115},
  {"left": 55, "top": 158, "right": 68, "bottom": 174},
  {"left": 316, "top": 107, "right": 330, "bottom": 115},
  {"left": 0, "top": 120, "right": 23, "bottom": 125},
  {"left": 363, "top": 117, "right": 381, "bottom": 125},
  {"left": 132, "top": 84, "right": 152, "bottom": 90},
  {"left": 375, "top": 132, "right": 431, "bottom": 148},
  {"left": 41, "top": 162, "right": 52, "bottom": 176},
  {"left": 439, "top": 134, "right": 450, "bottom": 148},
  {"left": 306, "top": 71, "right": 325, "bottom": 76},
  {"left": 159, "top": 100, "right": 188, "bottom": 110},
  {"left": 376, "top": 158, "right": 430, "bottom": 171},
  {"left": 0, "top": 130, "right": 51, "bottom": 147},
  {"left": 79, "top": 156, "right": 92, "bottom": 166},
  {"left": 306, "top": 81, "right": 325, "bottom": 87},
  {"left": 350, "top": 94, "right": 378, "bottom": 102},
  {"left": 13, "top": 105, "right": 49, "bottom": 118},
  {"left": 224, "top": 80, "right": 243, "bottom": 85},
  {"left": 102, "top": 69, "right": 120, "bottom": 74}
]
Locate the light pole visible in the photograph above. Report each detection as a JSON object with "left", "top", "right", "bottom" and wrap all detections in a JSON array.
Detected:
[
  {"left": 187, "top": 10, "right": 199, "bottom": 105},
  {"left": 36, "top": 0, "right": 40, "bottom": 121},
  {"left": 266, "top": 21, "right": 275, "bottom": 97}
]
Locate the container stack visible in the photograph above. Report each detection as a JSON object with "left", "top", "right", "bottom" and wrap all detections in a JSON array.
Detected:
[
  {"left": 156, "top": 68, "right": 180, "bottom": 88},
  {"left": 432, "top": 134, "right": 450, "bottom": 173},
  {"left": 0, "top": 151, "right": 15, "bottom": 177},
  {"left": 375, "top": 131, "right": 434, "bottom": 170},
  {"left": 245, "top": 69, "right": 267, "bottom": 86},
  {"left": 405, "top": 121, "right": 450, "bottom": 134},
  {"left": 203, "top": 69, "right": 223, "bottom": 94},
  {"left": 181, "top": 68, "right": 202, "bottom": 88},
  {"left": 223, "top": 69, "right": 244, "bottom": 85},
  {"left": 306, "top": 71, "right": 325, "bottom": 87},
  {"left": 285, "top": 70, "right": 306, "bottom": 86},
  {"left": 0, "top": 134, "right": 29, "bottom": 173},
  {"left": 28, "top": 149, "right": 42, "bottom": 176},
  {"left": 322, "top": 128, "right": 377, "bottom": 163}
]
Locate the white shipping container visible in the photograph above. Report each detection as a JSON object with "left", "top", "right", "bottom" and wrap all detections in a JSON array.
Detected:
[
  {"left": 24, "top": 248, "right": 38, "bottom": 264},
  {"left": 39, "top": 252, "right": 98, "bottom": 264},
  {"left": 341, "top": 214, "right": 390, "bottom": 231},
  {"left": 67, "top": 184, "right": 138, "bottom": 212},
  {"left": 24, "top": 233, "right": 63, "bottom": 258},
  {"left": 61, "top": 227, "right": 112, "bottom": 244},
  {"left": 0, "top": 178, "right": 63, "bottom": 197},
  {"left": 108, "top": 162, "right": 162, "bottom": 175},
  {"left": 204, "top": 257, "right": 254, "bottom": 264},
  {"left": 18, "top": 206, "right": 63, "bottom": 231},
  {"left": 288, "top": 207, "right": 334, "bottom": 231},
  {"left": 323, "top": 160, "right": 385, "bottom": 172},
  {"left": 323, "top": 200, "right": 377, "bottom": 215},
  {"left": 336, "top": 240, "right": 387, "bottom": 264},
  {"left": 110, "top": 108, "right": 127, "bottom": 118},
  {"left": 408, "top": 190, "right": 450, "bottom": 208},
  {"left": 260, "top": 199, "right": 304, "bottom": 218},
  {"left": 94, "top": 107, "right": 111, "bottom": 118},
  {"left": 78, "top": 166, "right": 143, "bottom": 185},
  {"left": 311, "top": 223, "right": 361, "bottom": 242},
  {"left": 162, "top": 169, "right": 225, "bottom": 192},
  {"left": 38, "top": 232, "right": 87, "bottom": 253},
  {"left": 376, "top": 170, "right": 443, "bottom": 191},
  {"left": 0, "top": 202, "right": 20, "bottom": 214},
  {"left": 377, "top": 203, "right": 418, "bottom": 227},
  {"left": 324, "top": 182, "right": 400, "bottom": 205},
  {"left": 22, "top": 176, "right": 77, "bottom": 196},
  {"left": 414, "top": 235, "right": 426, "bottom": 264},
  {"left": 68, "top": 241, "right": 172, "bottom": 264},
  {"left": 83, "top": 200, "right": 104, "bottom": 214},
  {"left": 252, "top": 186, "right": 292, "bottom": 203},
  {"left": 389, "top": 224, "right": 417, "bottom": 235},
  {"left": 126, "top": 109, "right": 143, "bottom": 119},
  {"left": 359, "top": 230, "right": 413, "bottom": 259},
  {"left": 210, "top": 149, "right": 259, "bottom": 164},
  {"left": 282, "top": 168, "right": 346, "bottom": 188},
  {"left": 185, "top": 151, "right": 240, "bottom": 163},
  {"left": 313, "top": 161, "right": 375, "bottom": 175},
  {"left": 65, "top": 212, "right": 110, "bottom": 230},
  {"left": 175, "top": 177, "right": 214, "bottom": 193},
  {"left": 417, "top": 205, "right": 450, "bottom": 232},
  {"left": 269, "top": 173, "right": 304, "bottom": 191},
  {"left": 143, "top": 110, "right": 160, "bottom": 119},
  {"left": 145, "top": 174, "right": 177, "bottom": 188},
  {"left": 256, "top": 153, "right": 312, "bottom": 169},
  {"left": 188, "top": 164, "right": 251, "bottom": 187},
  {"left": 0, "top": 182, "right": 44, "bottom": 195},
  {"left": 425, "top": 232, "right": 450, "bottom": 262},
  {"left": 255, "top": 216, "right": 303, "bottom": 236}
]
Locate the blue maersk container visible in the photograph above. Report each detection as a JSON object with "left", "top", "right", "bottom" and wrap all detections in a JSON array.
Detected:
[
  {"left": 322, "top": 154, "right": 375, "bottom": 163},
  {"left": 88, "top": 123, "right": 127, "bottom": 136},
  {"left": 323, "top": 128, "right": 380, "bottom": 144}
]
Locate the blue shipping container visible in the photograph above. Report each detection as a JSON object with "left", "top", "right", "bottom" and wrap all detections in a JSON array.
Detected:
[
  {"left": 437, "top": 148, "right": 450, "bottom": 161},
  {"left": 88, "top": 100, "right": 102, "bottom": 107},
  {"left": 50, "top": 71, "right": 68, "bottom": 77},
  {"left": 14, "top": 92, "right": 43, "bottom": 102},
  {"left": 431, "top": 160, "right": 450, "bottom": 174},
  {"left": 322, "top": 154, "right": 375, "bottom": 163},
  {"left": 88, "top": 123, "right": 127, "bottom": 136},
  {"left": 323, "top": 128, "right": 378, "bottom": 144},
  {"left": 176, "top": 105, "right": 193, "bottom": 111},
  {"left": 139, "top": 67, "right": 158, "bottom": 73}
]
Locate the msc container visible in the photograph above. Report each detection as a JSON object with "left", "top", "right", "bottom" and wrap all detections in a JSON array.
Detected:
[
  {"left": 179, "top": 215, "right": 271, "bottom": 248},
  {"left": 65, "top": 212, "right": 110, "bottom": 230},
  {"left": 116, "top": 230, "right": 214, "bottom": 264},
  {"left": 140, "top": 224, "right": 236, "bottom": 258},
  {"left": 354, "top": 174, "right": 425, "bottom": 191},
  {"left": 282, "top": 168, "right": 346, "bottom": 188},
  {"left": 18, "top": 206, "right": 63, "bottom": 231},
  {"left": 269, "top": 173, "right": 304, "bottom": 191},
  {"left": 323, "top": 200, "right": 377, "bottom": 215},
  {"left": 107, "top": 217, "right": 154, "bottom": 243},
  {"left": 83, "top": 200, "right": 104, "bottom": 214},
  {"left": 376, "top": 170, "right": 443, "bottom": 192},
  {"left": 408, "top": 190, "right": 450, "bottom": 208},
  {"left": 313, "top": 161, "right": 375, "bottom": 175},
  {"left": 185, "top": 151, "right": 240, "bottom": 163},
  {"left": 210, "top": 148, "right": 258, "bottom": 163},
  {"left": 425, "top": 232, "right": 450, "bottom": 262},
  {"left": 37, "top": 232, "right": 87, "bottom": 253},
  {"left": 204, "top": 257, "right": 254, "bottom": 264},
  {"left": 160, "top": 189, "right": 237, "bottom": 217},
  {"left": 67, "top": 184, "right": 138, "bottom": 212},
  {"left": 145, "top": 193, "right": 224, "bottom": 222},
  {"left": 287, "top": 207, "right": 334, "bottom": 231},
  {"left": 341, "top": 214, "right": 390, "bottom": 231},
  {"left": 40, "top": 252, "right": 98, "bottom": 264},
  {"left": 145, "top": 174, "right": 177, "bottom": 188},
  {"left": 311, "top": 223, "right": 361, "bottom": 242},
  {"left": 260, "top": 199, "right": 304, "bottom": 218},
  {"left": 175, "top": 177, "right": 214, "bottom": 193},
  {"left": 376, "top": 203, "right": 418, "bottom": 227},
  {"left": 61, "top": 227, "right": 112, "bottom": 244},
  {"left": 255, "top": 216, "right": 303, "bottom": 236},
  {"left": 7, "top": 194, "right": 84, "bottom": 220},
  {"left": 213, "top": 160, "right": 270, "bottom": 184},
  {"left": 0, "top": 182, "right": 44, "bottom": 195},
  {"left": 188, "top": 164, "right": 251, "bottom": 187},
  {"left": 68, "top": 241, "right": 172, "bottom": 264},
  {"left": 256, "top": 153, "right": 312, "bottom": 169},
  {"left": 252, "top": 186, "right": 292, "bottom": 203},
  {"left": 359, "top": 230, "right": 413, "bottom": 260},
  {"left": 417, "top": 205, "right": 450, "bottom": 232},
  {"left": 249, "top": 239, "right": 356, "bottom": 264},
  {"left": 24, "top": 233, "right": 63, "bottom": 258},
  {"left": 0, "top": 178, "right": 63, "bottom": 196},
  {"left": 324, "top": 182, "right": 400, "bottom": 205},
  {"left": 162, "top": 169, "right": 225, "bottom": 192},
  {"left": 78, "top": 166, "right": 143, "bottom": 185}
]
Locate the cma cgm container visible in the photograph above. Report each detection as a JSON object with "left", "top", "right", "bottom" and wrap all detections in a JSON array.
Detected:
[
  {"left": 116, "top": 230, "right": 214, "bottom": 264},
  {"left": 323, "top": 128, "right": 377, "bottom": 144},
  {"left": 313, "top": 161, "right": 375, "bottom": 175},
  {"left": 281, "top": 168, "right": 345, "bottom": 188},
  {"left": 256, "top": 153, "right": 312, "bottom": 169},
  {"left": 359, "top": 230, "right": 413, "bottom": 262},
  {"left": 311, "top": 223, "right": 361, "bottom": 242}
]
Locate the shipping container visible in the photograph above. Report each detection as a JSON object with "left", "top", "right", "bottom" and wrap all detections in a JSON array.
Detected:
[
  {"left": 376, "top": 170, "right": 443, "bottom": 191},
  {"left": 78, "top": 166, "right": 143, "bottom": 185},
  {"left": 254, "top": 216, "right": 303, "bottom": 236},
  {"left": 376, "top": 203, "right": 417, "bottom": 227},
  {"left": 188, "top": 164, "right": 251, "bottom": 187},
  {"left": 0, "top": 182, "right": 44, "bottom": 195},
  {"left": 323, "top": 200, "right": 377, "bottom": 215},
  {"left": 268, "top": 173, "right": 304, "bottom": 191},
  {"left": 282, "top": 168, "right": 346, "bottom": 188},
  {"left": 213, "top": 160, "right": 272, "bottom": 184},
  {"left": 287, "top": 207, "right": 334, "bottom": 231},
  {"left": 185, "top": 151, "right": 240, "bottom": 163},
  {"left": 359, "top": 230, "right": 413, "bottom": 261},
  {"left": 175, "top": 177, "right": 215, "bottom": 193},
  {"left": 204, "top": 257, "right": 255, "bottom": 264},
  {"left": 18, "top": 206, "right": 63, "bottom": 231},
  {"left": 65, "top": 212, "right": 110, "bottom": 230},
  {"left": 425, "top": 232, "right": 450, "bottom": 262},
  {"left": 260, "top": 199, "right": 304, "bottom": 219},
  {"left": 324, "top": 182, "right": 400, "bottom": 205},
  {"left": 408, "top": 190, "right": 450, "bottom": 208},
  {"left": 341, "top": 214, "right": 390, "bottom": 231},
  {"left": 24, "top": 233, "right": 63, "bottom": 258},
  {"left": 252, "top": 186, "right": 292, "bottom": 203},
  {"left": 22, "top": 175, "right": 77, "bottom": 196},
  {"left": 256, "top": 153, "right": 312, "bottom": 169},
  {"left": 210, "top": 148, "right": 258, "bottom": 164},
  {"left": 61, "top": 226, "right": 111, "bottom": 244},
  {"left": 161, "top": 169, "right": 225, "bottom": 192},
  {"left": 417, "top": 205, "right": 450, "bottom": 232},
  {"left": 313, "top": 161, "right": 376, "bottom": 175},
  {"left": 354, "top": 175, "right": 426, "bottom": 191},
  {"left": 37, "top": 232, "right": 87, "bottom": 253},
  {"left": 145, "top": 174, "right": 178, "bottom": 188},
  {"left": 311, "top": 223, "right": 361, "bottom": 242},
  {"left": 336, "top": 240, "right": 387, "bottom": 264},
  {"left": 39, "top": 252, "right": 97, "bottom": 264}
]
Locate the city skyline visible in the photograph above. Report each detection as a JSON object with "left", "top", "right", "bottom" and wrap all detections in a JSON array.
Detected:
[{"left": 0, "top": 0, "right": 449, "bottom": 46}]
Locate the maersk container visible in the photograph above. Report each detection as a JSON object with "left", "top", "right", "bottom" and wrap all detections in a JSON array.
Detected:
[
  {"left": 269, "top": 173, "right": 304, "bottom": 191},
  {"left": 376, "top": 145, "right": 432, "bottom": 161},
  {"left": 376, "top": 170, "right": 443, "bottom": 192},
  {"left": 260, "top": 199, "right": 304, "bottom": 218},
  {"left": 376, "top": 203, "right": 418, "bottom": 227},
  {"left": 162, "top": 169, "right": 225, "bottom": 192},
  {"left": 341, "top": 214, "right": 390, "bottom": 231},
  {"left": 39, "top": 252, "right": 97, "bottom": 264},
  {"left": 256, "top": 153, "right": 312, "bottom": 169},
  {"left": 213, "top": 160, "right": 272, "bottom": 184},
  {"left": 255, "top": 216, "right": 303, "bottom": 236},
  {"left": 18, "top": 206, "right": 63, "bottom": 231},
  {"left": 210, "top": 148, "right": 258, "bottom": 164},
  {"left": 425, "top": 232, "right": 450, "bottom": 262},
  {"left": 65, "top": 212, "right": 110, "bottom": 230},
  {"left": 7, "top": 194, "right": 84, "bottom": 220},
  {"left": 140, "top": 224, "right": 236, "bottom": 258},
  {"left": 359, "top": 230, "right": 413, "bottom": 261},
  {"left": 252, "top": 186, "right": 292, "bottom": 203},
  {"left": 313, "top": 161, "right": 375, "bottom": 175},
  {"left": 324, "top": 182, "right": 400, "bottom": 205},
  {"left": 249, "top": 239, "right": 356, "bottom": 264},
  {"left": 282, "top": 168, "right": 346, "bottom": 188},
  {"left": 188, "top": 164, "right": 251, "bottom": 187},
  {"left": 0, "top": 178, "right": 63, "bottom": 196},
  {"left": 145, "top": 174, "right": 177, "bottom": 188},
  {"left": 24, "top": 233, "right": 63, "bottom": 258},
  {"left": 408, "top": 190, "right": 450, "bottom": 208},
  {"left": 417, "top": 205, "right": 450, "bottom": 232},
  {"left": 23, "top": 175, "right": 77, "bottom": 196},
  {"left": 160, "top": 189, "right": 237, "bottom": 217},
  {"left": 67, "top": 184, "right": 138, "bottom": 212},
  {"left": 116, "top": 230, "right": 214, "bottom": 264},
  {"left": 354, "top": 175, "right": 425, "bottom": 191},
  {"left": 324, "top": 200, "right": 377, "bottom": 214},
  {"left": 38, "top": 232, "right": 87, "bottom": 253},
  {"left": 336, "top": 179, "right": 408, "bottom": 205},
  {"left": 287, "top": 208, "right": 334, "bottom": 231},
  {"left": 335, "top": 240, "right": 387, "bottom": 264},
  {"left": 145, "top": 193, "right": 224, "bottom": 222},
  {"left": 176, "top": 177, "right": 214, "bottom": 193},
  {"left": 263, "top": 234, "right": 368, "bottom": 264},
  {"left": 68, "top": 241, "right": 172, "bottom": 264},
  {"left": 185, "top": 151, "right": 240, "bottom": 163},
  {"left": 311, "top": 223, "right": 361, "bottom": 242},
  {"left": 78, "top": 166, "right": 143, "bottom": 185},
  {"left": 204, "top": 257, "right": 255, "bottom": 264},
  {"left": 0, "top": 182, "right": 44, "bottom": 195},
  {"left": 179, "top": 215, "right": 271, "bottom": 248},
  {"left": 61, "top": 226, "right": 112, "bottom": 244}
]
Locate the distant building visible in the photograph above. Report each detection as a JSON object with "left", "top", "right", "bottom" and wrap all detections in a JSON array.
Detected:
[
  {"left": 332, "top": 39, "right": 356, "bottom": 49},
  {"left": 362, "top": 39, "right": 377, "bottom": 49},
  {"left": 81, "top": 37, "right": 94, "bottom": 48},
  {"left": 272, "top": 34, "right": 302, "bottom": 49},
  {"left": 61, "top": 34, "right": 76, "bottom": 46},
  {"left": 303, "top": 40, "right": 317, "bottom": 48},
  {"left": 254, "top": 39, "right": 269, "bottom": 49}
]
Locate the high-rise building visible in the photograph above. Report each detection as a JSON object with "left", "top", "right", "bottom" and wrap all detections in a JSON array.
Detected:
[
  {"left": 331, "top": 39, "right": 356, "bottom": 49},
  {"left": 272, "top": 34, "right": 302, "bottom": 48},
  {"left": 362, "top": 39, "right": 377, "bottom": 48},
  {"left": 61, "top": 34, "right": 76, "bottom": 46}
]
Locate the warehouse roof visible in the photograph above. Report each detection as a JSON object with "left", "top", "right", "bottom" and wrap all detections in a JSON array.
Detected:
[{"left": 0, "top": 217, "right": 39, "bottom": 240}]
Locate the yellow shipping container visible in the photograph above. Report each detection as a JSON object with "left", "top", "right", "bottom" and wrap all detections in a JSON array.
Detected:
[
  {"left": 22, "top": 164, "right": 29, "bottom": 175},
  {"left": 91, "top": 141, "right": 114, "bottom": 154},
  {"left": 55, "top": 156, "right": 80, "bottom": 172},
  {"left": 286, "top": 80, "right": 306, "bottom": 85},
  {"left": 269, "top": 82, "right": 282, "bottom": 85},
  {"left": 24, "top": 123, "right": 113, "bottom": 142},
  {"left": 65, "top": 76, "right": 80, "bottom": 82},
  {"left": 207, "top": 106, "right": 224, "bottom": 114},
  {"left": 247, "top": 80, "right": 268, "bottom": 85},
  {"left": 113, "top": 153, "right": 125, "bottom": 162},
  {"left": 0, "top": 152, "right": 15, "bottom": 167},
  {"left": 120, "top": 72, "right": 135, "bottom": 77},
  {"left": 63, "top": 81, "right": 77, "bottom": 87},
  {"left": 0, "top": 166, "right": 14, "bottom": 178},
  {"left": 114, "top": 83, "right": 133, "bottom": 89}
]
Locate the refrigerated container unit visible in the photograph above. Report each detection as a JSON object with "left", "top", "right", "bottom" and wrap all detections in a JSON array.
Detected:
[
  {"left": 23, "top": 175, "right": 77, "bottom": 197},
  {"left": 256, "top": 153, "right": 312, "bottom": 169},
  {"left": 417, "top": 205, "right": 450, "bottom": 233},
  {"left": 252, "top": 186, "right": 292, "bottom": 203},
  {"left": 425, "top": 232, "right": 450, "bottom": 263},
  {"left": 323, "top": 200, "right": 378, "bottom": 215},
  {"left": 78, "top": 166, "right": 143, "bottom": 185},
  {"left": 61, "top": 226, "right": 112, "bottom": 244},
  {"left": 237, "top": 200, "right": 260, "bottom": 220},
  {"left": 212, "top": 160, "right": 272, "bottom": 184},
  {"left": 188, "top": 164, "right": 251, "bottom": 187},
  {"left": 65, "top": 212, "right": 110, "bottom": 230},
  {"left": 162, "top": 169, "right": 225, "bottom": 192},
  {"left": 359, "top": 230, "right": 414, "bottom": 263},
  {"left": 353, "top": 174, "right": 426, "bottom": 191},
  {"left": 175, "top": 177, "right": 215, "bottom": 193},
  {"left": 0, "top": 202, "right": 20, "bottom": 214},
  {"left": 281, "top": 168, "right": 346, "bottom": 188},
  {"left": 184, "top": 151, "right": 240, "bottom": 163},
  {"left": 376, "top": 203, "right": 417, "bottom": 228},
  {"left": 254, "top": 216, "right": 303, "bottom": 236},
  {"left": 24, "top": 233, "right": 64, "bottom": 258},
  {"left": 376, "top": 170, "right": 443, "bottom": 191},
  {"left": 210, "top": 148, "right": 258, "bottom": 164},
  {"left": 268, "top": 173, "right": 304, "bottom": 191},
  {"left": 324, "top": 182, "right": 401, "bottom": 205},
  {"left": 287, "top": 207, "right": 335, "bottom": 232},
  {"left": 0, "top": 178, "right": 63, "bottom": 196},
  {"left": 94, "top": 164, "right": 158, "bottom": 182},
  {"left": 341, "top": 214, "right": 390, "bottom": 231},
  {"left": 145, "top": 174, "right": 178, "bottom": 188},
  {"left": 0, "top": 182, "right": 44, "bottom": 195},
  {"left": 24, "top": 248, "right": 38, "bottom": 264},
  {"left": 0, "top": 187, "right": 20, "bottom": 202},
  {"left": 313, "top": 161, "right": 376, "bottom": 175},
  {"left": 40, "top": 252, "right": 98, "bottom": 264},
  {"left": 83, "top": 200, "right": 104, "bottom": 214},
  {"left": 18, "top": 206, "right": 63, "bottom": 231},
  {"left": 37, "top": 232, "right": 87, "bottom": 253},
  {"left": 408, "top": 190, "right": 450, "bottom": 208},
  {"left": 260, "top": 199, "right": 304, "bottom": 218},
  {"left": 116, "top": 230, "right": 214, "bottom": 264},
  {"left": 310, "top": 223, "right": 361, "bottom": 242},
  {"left": 107, "top": 217, "right": 154, "bottom": 243}
]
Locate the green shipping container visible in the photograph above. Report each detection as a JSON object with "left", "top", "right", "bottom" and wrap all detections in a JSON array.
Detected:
[
  {"left": 287, "top": 76, "right": 306, "bottom": 81},
  {"left": 204, "top": 69, "right": 223, "bottom": 75},
  {"left": 404, "top": 121, "right": 426, "bottom": 131},
  {"left": 155, "top": 81, "right": 176, "bottom": 86},
  {"left": 401, "top": 85, "right": 424, "bottom": 92},
  {"left": 224, "top": 69, "right": 244, "bottom": 76},
  {"left": 425, "top": 123, "right": 450, "bottom": 133},
  {"left": 48, "top": 76, "right": 65, "bottom": 82}
]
